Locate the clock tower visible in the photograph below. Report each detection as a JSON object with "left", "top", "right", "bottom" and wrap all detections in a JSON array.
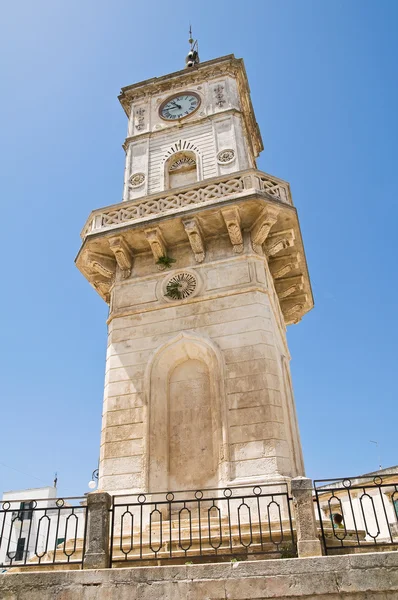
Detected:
[{"left": 76, "top": 52, "right": 313, "bottom": 494}]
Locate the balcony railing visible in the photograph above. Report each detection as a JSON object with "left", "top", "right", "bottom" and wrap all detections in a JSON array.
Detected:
[{"left": 81, "top": 169, "right": 292, "bottom": 238}]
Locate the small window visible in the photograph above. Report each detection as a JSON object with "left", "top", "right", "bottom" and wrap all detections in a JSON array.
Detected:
[
  {"left": 165, "top": 151, "right": 197, "bottom": 189},
  {"left": 19, "top": 501, "right": 33, "bottom": 521},
  {"left": 15, "top": 537, "right": 26, "bottom": 561}
]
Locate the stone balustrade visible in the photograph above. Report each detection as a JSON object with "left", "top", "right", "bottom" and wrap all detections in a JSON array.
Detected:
[{"left": 81, "top": 169, "right": 292, "bottom": 239}]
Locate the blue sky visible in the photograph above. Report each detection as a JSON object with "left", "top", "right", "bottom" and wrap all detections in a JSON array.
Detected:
[{"left": 0, "top": 0, "right": 397, "bottom": 497}]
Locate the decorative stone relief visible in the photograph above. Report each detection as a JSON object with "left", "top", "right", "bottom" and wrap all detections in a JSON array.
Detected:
[
  {"left": 264, "top": 229, "right": 295, "bottom": 257},
  {"left": 182, "top": 217, "right": 205, "bottom": 263},
  {"left": 163, "top": 271, "right": 198, "bottom": 300},
  {"left": 269, "top": 254, "right": 301, "bottom": 279},
  {"left": 214, "top": 84, "right": 226, "bottom": 108},
  {"left": 217, "top": 149, "right": 235, "bottom": 165},
  {"left": 83, "top": 252, "right": 116, "bottom": 303},
  {"left": 84, "top": 252, "right": 115, "bottom": 279},
  {"left": 281, "top": 295, "right": 308, "bottom": 324},
  {"left": 91, "top": 273, "right": 112, "bottom": 303},
  {"left": 135, "top": 107, "right": 146, "bottom": 131},
  {"left": 129, "top": 172, "right": 145, "bottom": 188},
  {"left": 221, "top": 207, "right": 243, "bottom": 253},
  {"left": 275, "top": 275, "right": 304, "bottom": 299},
  {"left": 169, "top": 155, "right": 196, "bottom": 171},
  {"left": 108, "top": 236, "right": 133, "bottom": 279},
  {"left": 145, "top": 227, "right": 167, "bottom": 269},
  {"left": 250, "top": 207, "right": 279, "bottom": 254}
]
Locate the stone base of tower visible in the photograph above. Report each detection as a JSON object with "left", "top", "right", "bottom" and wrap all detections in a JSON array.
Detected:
[
  {"left": 2, "top": 553, "right": 397, "bottom": 599},
  {"left": 95, "top": 229, "right": 307, "bottom": 495}
]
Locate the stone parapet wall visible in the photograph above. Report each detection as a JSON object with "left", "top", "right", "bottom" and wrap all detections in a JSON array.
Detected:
[{"left": 1, "top": 552, "right": 397, "bottom": 599}]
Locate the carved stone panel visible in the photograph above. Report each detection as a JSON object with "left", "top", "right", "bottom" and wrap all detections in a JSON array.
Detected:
[
  {"left": 250, "top": 207, "right": 279, "bottom": 254},
  {"left": 221, "top": 207, "right": 243, "bottom": 253},
  {"left": 108, "top": 236, "right": 133, "bottom": 279},
  {"left": 182, "top": 217, "right": 205, "bottom": 263},
  {"left": 275, "top": 276, "right": 304, "bottom": 299},
  {"left": 145, "top": 227, "right": 167, "bottom": 269},
  {"left": 268, "top": 254, "right": 301, "bottom": 279},
  {"left": 264, "top": 229, "right": 295, "bottom": 257}
]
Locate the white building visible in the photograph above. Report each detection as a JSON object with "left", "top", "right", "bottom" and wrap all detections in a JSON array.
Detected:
[
  {"left": 0, "top": 486, "right": 86, "bottom": 568},
  {"left": 315, "top": 467, "right": 398, "bottom": 549}
]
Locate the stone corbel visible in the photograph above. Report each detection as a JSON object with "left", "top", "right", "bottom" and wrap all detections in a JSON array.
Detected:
[
  {"left": 91, "top": 274, "right": 112, "bottom": 303},
  {"left": 250, "top": 207, "right": 279, "bottom": 254},
  {"left": 268, "top": 253, "right": 301, "bottom": 279},
  {"left": 108, "top": 235, "right": 133, "bottom": 279},
  {"left": 281, "top": 294, "right": 308, "bottom": 325},
  {"left": 84, "top": 251, "right": 116, "bottom": 280},
  {"left": 264, "top": 229, "right": 295, "bottom": 257},
  {"left": 182, "top": 217, "right": 205, "bottom": 263},
  {"left": 145, "top": 227, "right": 167, "bottom": 269},
  {"left": 221, "top": 207, "right": 243, "bottom": 253},
  {"left": 275, "top": 275, "right": 304, "bottom": 299}
]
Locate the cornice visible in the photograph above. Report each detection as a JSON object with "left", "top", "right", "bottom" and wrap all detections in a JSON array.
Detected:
[{"left": 119, "top": 55, "right": 236, "bottom": 109}]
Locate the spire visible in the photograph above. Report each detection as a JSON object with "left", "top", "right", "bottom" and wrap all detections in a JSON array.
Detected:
[{"left": 185, "top": 25, "right": 199, "bottom": 68}]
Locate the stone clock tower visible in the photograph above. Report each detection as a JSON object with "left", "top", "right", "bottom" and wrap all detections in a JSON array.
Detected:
[{"left": 76, "top": 54, "right": 313, "bottom": 495}]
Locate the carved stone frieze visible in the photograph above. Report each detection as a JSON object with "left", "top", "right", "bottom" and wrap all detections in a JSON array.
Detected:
[
  {"left": 275, "top": 276, "right": 304, "bottom": 299},
  {"left": 268, "top": 254, "right": 301, "bottom": 279},
  {"left": 264, "top": 229, "right": 295, "bottom": 257},
  {"left": 145, "top": 227, "right": 167, "bottom": 269},
  {"left": 108, "top": 236, "right": 133, "bottom": 279},
  {"left": 221, "top": 207, "right": 243, "bottom": 253},
  {"left": 250, "top": 207, "right": 279, "bottom": 254},
  {"left": 182, "top": 217, "right": 205, "bottom": 263}
]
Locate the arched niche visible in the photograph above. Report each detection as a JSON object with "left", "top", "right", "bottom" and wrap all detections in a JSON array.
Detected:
[
  {"left": 164, "top": 150, "right": 198, "bottom": 189},
  {"left": 145, "top": 332, "right": 229, "bottom": 492}
]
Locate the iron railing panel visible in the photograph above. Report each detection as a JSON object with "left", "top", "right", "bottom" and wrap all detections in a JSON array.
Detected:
[
  {"left": 0, "top": 497, "right": 87, "bottom": 569},
  {"left": 110, "top": 484, "right": 295, "bottom": 564},
  {"left": 314, "top": 474, "right": 398, "bottom": 555}
]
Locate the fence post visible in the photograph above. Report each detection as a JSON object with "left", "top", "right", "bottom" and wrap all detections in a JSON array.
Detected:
[
  {"left": 83, "top": 491, "right": 111, "bottom": 569},
  {"left": 291, "top": 477, "right": 323, "bottom": 558}
]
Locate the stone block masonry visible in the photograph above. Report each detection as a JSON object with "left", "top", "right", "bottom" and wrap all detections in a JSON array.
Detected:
[{"left": 1, "top": 552, "right": 398, "bottom": 599}]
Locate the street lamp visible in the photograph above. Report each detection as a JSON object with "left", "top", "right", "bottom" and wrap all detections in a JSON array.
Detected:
[{"left": 88, "top": 468, "right": 99, "bottom": 490}]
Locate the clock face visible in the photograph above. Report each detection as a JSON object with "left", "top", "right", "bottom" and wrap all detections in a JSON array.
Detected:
[{"left": 160, "top": 93, "right": 201, "bottom": 121}]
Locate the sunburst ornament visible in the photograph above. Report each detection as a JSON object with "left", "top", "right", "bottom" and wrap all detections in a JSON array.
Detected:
[{"left": 165, "top": 272, "right": 197, "bottom": 300}]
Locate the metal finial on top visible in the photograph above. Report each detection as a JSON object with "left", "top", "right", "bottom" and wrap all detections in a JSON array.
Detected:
[{"left": 186, "top": 25, "right": 199, "bottom": 68}]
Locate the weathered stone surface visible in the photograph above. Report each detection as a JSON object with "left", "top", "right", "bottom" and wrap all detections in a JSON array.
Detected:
[
  {"left": 1, "top": 553, "right": 398, "bottom": 599},
  {"left": 291, "top": 477, "right": 322, "bottom": 557},
  {"left": 83, "top": 492, "right": 111, "bottom": 570}
]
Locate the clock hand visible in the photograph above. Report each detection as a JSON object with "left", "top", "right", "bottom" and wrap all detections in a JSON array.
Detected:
[{"left": 170, "top": 102, "right": 182, "bottom": 109}]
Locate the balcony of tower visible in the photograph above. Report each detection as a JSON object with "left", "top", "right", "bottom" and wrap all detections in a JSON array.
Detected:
[{"left": 76, "top": 168, "right": 313, "bottom": 326}]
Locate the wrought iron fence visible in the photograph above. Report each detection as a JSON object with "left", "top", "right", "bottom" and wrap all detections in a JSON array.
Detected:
[
  {"left": 0, "top": 497, "right": 87, "bottom": 569},
  {"left": 110, "top": 484, "right": 295, "bottom": 564},
  {"left": 314, "top": 474, "right": 398, "bottom": 555}
]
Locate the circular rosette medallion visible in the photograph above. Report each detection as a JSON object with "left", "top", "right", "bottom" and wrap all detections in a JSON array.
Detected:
[
  {"left": 129, "top": 172, "right": 145, "bottom": 188},
  {"left": 217, "top": 149, "right": 235, "bottom": 164},
  {"left": 164, "top": 272, "right": 197, "bottom": 300}
]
